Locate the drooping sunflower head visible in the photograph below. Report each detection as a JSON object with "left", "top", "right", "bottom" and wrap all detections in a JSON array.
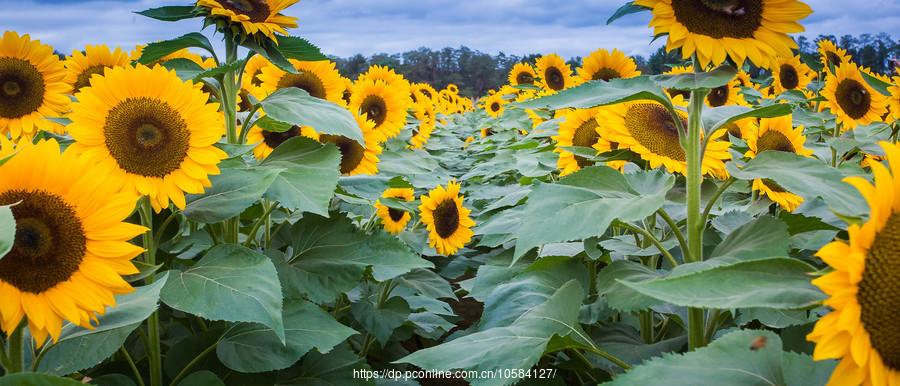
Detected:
[
  {"left": 535, "top": 53, "right": 575, "bottom": 92},
  {"left": 374, "top": 188, "right": 415, "bottom": 235},
  {"left": 64, "top": 44, "right": 131, "bottom": 95},
  {"left": 349, "top": 78, "right": 411, "bottom": 142},
  {"left": 0, "top": 139, "right": 146, "bottom": 345},
  {"left": 808, "top": 141, "right": 900, "bottom": 385},
  {"left": 576, "top": 48, "right": 641, "bottom": 83},
  {"left": 258, "top": 59, "right": 344, "bottom": 104},
  {"left": 772, "top": 55, "right": 813, "bottom": 94},
  {"left": 817, "top": 39, "right": 851, "bottom": 71},
  {"left": 418, "top": 179, "right": 475, "bottom": 256},
  {"left": 67, "top": 64, "right": 227, "bottom": 213},
  {"left": 745, "top": 115, "right": 813, "bottom": 211},
  {"left": 196, "top": 0, "right": 299, "bottom": 43},
  {"left": 508, "top": 62, "right": 536, "bottom": 86},
  {"left": 242, "top": 54, "right": 271, "bottom": 100},
  {"left": 0, "top": 31, "right": 70, "bottom": 140},
  {"left": 552, "top": 107, "right": 604, "bottom": 176},
  {"left": 634, "top": 0, "right": 812, "bottom": 69},
  {"left": 303, "top": 113, "right": 382, "bottom": 175},
  {"left": 822, "top": 62, "right": 889, "bottom": 131}
]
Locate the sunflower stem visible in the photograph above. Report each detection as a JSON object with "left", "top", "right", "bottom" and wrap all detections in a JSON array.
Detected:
[
  {"left": 139, "top": 200, "right": 163, "bottom": 386},
  {"left": 700, "top": 177, "right": 736, "bottom": 225},
  {"left": 119, "top": 346, "right": 146, "bottom": 386},
  {"left": 223, "top": 30, "right": 240, "bottom": 145},
  {"left": 170, "top": 341, "right": 219, "bottom": 386},
  {"left": 244, "top": 200, "right": 279, "bottom": 248},
  {"left": 656, "top": 209, "right": 687, "bottom": 264},
  {"left": 685, "top": 56, "right": 709, "bottom": 352},
  {"left": 3, "top": 320, "right": 25, "bottom": 374},
  {"left": 612, "top": 221, "right": 678, "bottom": 267},
  {"left": 639, "top": 310, "right": 654, "bottom": 344}
]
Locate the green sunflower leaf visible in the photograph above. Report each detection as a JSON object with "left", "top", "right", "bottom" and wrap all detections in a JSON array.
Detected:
[
  {"left": 702, "top": 103, "right": 793, "bottom": 135},
  {"left": 726, "top": 150, "right": 868, "bottom": 218},
  {"left": 799, "top": 51, "right": 824, "bottom": 73},
  {"left": 0, "top": 373, "right": 84, "bottom": 385},
  {"left": 276, "top": 36, "right": 328, "bottom": 62},
  {"left": 260, "top": 88, "right": 364, "bottom": 146},
  {"left": 137, "top": 32, "right": 217, "bottom": 65},
  {"left": 281, "top": 344, "right": 374, "bottom": 385},
  {"left": 511, "top": 76, "right": 673, "bottom": 111},
  {"left": 514, "top": 166, "right": 675, "bottom": 261},
  {"left": 253, "top": 115, "right": 294, "bottom": 133},
  {"left": 607, "top": 329, "right": 836, "bottom": 386},
  {"left": 860, "top": 69, "right": 893, "bottom": 97},
  {"left": 240, "top": 39, "right": 298, "bottom": 74},
  {"left": 258, "top": 137, "right": 341, "bottom": 215},
  {"left": 650, "top": 65, "right": 738, "bottom": 91},
  {"left": 161, "top": 244, "right": 285, "bottom": 342},
  {"left": 350, "top": 295, "right": 410, "bottom": 347},
  {"left": 596, "top": 260, "right": 664, "bottom": 313},
  {"left": 160, "top": 58, "right": 206, "bottom": 82},
  {"left": 176, "top": 371, "right": 224, "bottom": 386},
  {"left": 35, "top": 273, "right": 169, "bottom": 375},
  {"left": 135, "top": 5, "right": 199, "bottom": 22},
  {"left": 193, "top": 58, "right": 247, "bottom": 81},
  {"left": 0, "top": 204, "right": 13, "bottom": 261},
  {"left": 216, "top": 299, "right": 357, "bottom": 373},
  {"left": 184, "top": 166, "right": 283, "bottom": 223},
  {"left": 607, "top": 1, "right": 650, "bottom": 25}
]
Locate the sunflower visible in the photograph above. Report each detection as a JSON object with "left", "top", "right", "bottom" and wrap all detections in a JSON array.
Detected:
[
  {"left": 246, "top": 119, "right": 308, "bottom": 161},
  {"left": 409, "top": 102, "right": 435, "bottom": 149},
  {"left": 446, "top": 84, "right": 459, "bottom": 95},
  {"left": 577, "top": 48, "right": 641, "bottom": 83},
  {"left": 712, "top": 116, "right": 756, "bottom": 140},
  {"left": 635, "top": 0, "right": 812, "bottom": 68},
  {"left": 349, "top": 78, "right": 410, "bottom": 142},
  {"left": 535, "top": 53, "right": 576, "bottom": 92},
  {"left": 508, "top": 62, "right": 536, "bottom": 86},
  {"left": 807, "top": 140, "right": 900, "bottom": 385},
  {"left": 887, "top": 76, "right": 900, "bottom": 122},
  {"left": 0, "top": 139, "right": 146, "bottom": 345},
  {"left": 0, "top": 31, "right": 70, "bottom": 140},
  {"left": 772, "top": 55, "right": 813, "bottom": 94},
  {"left": 552, "top": 107, "right": 604, "bottom": 176},
  {"left": 418, "top": 180, "right": 475, "bottom": 256},
  {"left": 706, "top": 77, "right": 748, "bottom": 107},
  {"left": 744, "top": 115, "right": 813, "bottom": 212},
  {"left": 817, "top": 39, "right": 851, "bottom": 71},
  {"left": 483, "top": 92, "right": 506, "bottom": 118},
  {"left": 662, "top": 66, "right": 694, "bottom": 100},
  {"left": 258, "top": 59, "right": 344, "bottom": 104},
  {"left": 821, "top": 62, "right": 889, "bottom": 131},
  {"left": 300, "top": 113, "right": 381, "bottom": 175},
  {"left": 411, "top": 82, "right": 438, "bottom": 105},
  {"left": 242, "top": 54, "right": 271, "bottom": 100},
  {"left": 374, "top": 188, "right": 415, "bottom": 235},
  {"left": 196, "top": 0, "right": 299, "bottom": 43},
  {"left": 360, "top": 65, "right": 411, "bottom": 96},
  {"left": 67, "top": 64, "right": 226, "bottom": 213},
  {"left": 597, "top": 99, "right": 731, "bottom": 177},
  {"left": 64, "top": 45, "right": 131, "bottom": 95},
  {"left": 735, "top": 71, "right": 755, "bottom": 89}
]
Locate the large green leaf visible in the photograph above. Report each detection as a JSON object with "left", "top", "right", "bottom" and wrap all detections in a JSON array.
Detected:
[
  {"left": 280, "top": 344, "right": 374, "bottom": 385},
  {"left": 183, "top": 166, "right": 283, "bottom": 223},
  {"left": 161, "top": 244, "right": 285, "bottom": 342},
  {"left": 216, "top": 299, "right": 357, "bottom": 373},
  {"left": 160, "top": 58, "right": 207, "bottom": 82},
  {"left": 702, "top": 104, "right": 793, "bottom": 135},
  {"left": 515, "top": 167, "right": 674, "bottom": 260},
  {"left": 276, "top": 36, "right": 327, "bottom": 61},
  {"left": 274, "top": 213, "right": 432, "bottom": 303},
  {"left": 651, "top": 65, "right": 738, "bottom": 91},
  {"left": 260, "top": 88, "right": 364, "bottom": 146},
  {"left": 608, "top": 329, "right": 836, "bottom": 386},
  {"left": 512, "top": 76, "right": 673, "bottom": 111},
  {"left": 137, "top": 32, "right": 217, "bottom": 65},
  {"left": 350, "top": 296, "right": 410, "bottom": 346},
  {"left": 0, "top": 373, "right": 83, "bottom": 385},
  {"left": 597, "top": 260, "right": 664, "bottom": 312},
  {"left": 708, "top": 216, "right": 790, "bottom": 264},
  {"left": 727, "top": 151, "right": 868, "bottom": 217},
  {"left": 258, "top": 137, "right": 341, "bottom": 215},
  {"left": 607, "top": 1, "right": 649, "bottom": 24},
  {"left": 177, "top": 371, "right": 224, "bottom": 386},
  {"left": 239, "top": 39, "right": 297, "bottom": 74},
  {"left": 135, "top": 5, "right": 199, "bottom": 22},
  {"left": 398, "top": 280, "right": 589, "bottom": 386},
  {"left": 0, "top": 204, "right": 13, "bottom": 260},
  {"left": 36, "top": 274, "right": 168, "bottom": 375}
]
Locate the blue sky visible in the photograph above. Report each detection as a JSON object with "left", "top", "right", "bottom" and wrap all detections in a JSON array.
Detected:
[{"left": 2, "top": 0, "right": 899, "bottom": 60}]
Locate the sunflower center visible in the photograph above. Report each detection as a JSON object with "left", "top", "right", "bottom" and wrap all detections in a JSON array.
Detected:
[
  {"left": 490, "top": 102, "right": 500, "bottom": 112},
  {"left": 250, "top": 69, "right": 264, "bottom": 87},
  {"left": 0, "top": 57, "right": 45, "bottom": 119},
  {"left": 545, "top": 67, "right": 565, "bottom": 91},
  {"left": 319, "top": 134, "right": 365, "bottom": 174},
  {"left": 707, "top": 85, "right": 730, "bottom": 107},
  {"left": 104, "top": 97, "right": 191, "bottom": 178},
  {"left": 483, "top": 128, "right": 494, "bottom": 136},
  {"left": 219, "top": 0, "right": 270, "bottom": 23},
  {"left": 0, "top": 190, "right": 86, "bottom": 294},
  {"left": 573, "top": 118, "right": 601, "bottom": 167},
  {"left": 421, "top": 89, "right": 432, "bottom": 99},
  {"left": 237, "top": 89, "right": 253, "bottom": 112},
  {"left": 625, "top": 103, "right": 687, "bottom": 162},
  {"left": 670, "top": 0, "right": 764, "bottom": 39},
  {"left": 276, "top": 71, "right": 327, "bottom": 99},
  {"left": 360, "top": 95, "right": 387, "bottom": 126},
  {"left": 388, "top": 208, "right": 405, "bottom": 222},
  {"left": 756, "top": 130, "right": 795, "bottom": 153},
  {"left": 835, "top": 79, "right": 871, "bottom": 120},
  {"left": 592, "top": 68, "right": 622, "bottom": 81},
  {"left": 825, "top": 52, "right": 842, "bottom": 67},
  {"left": 516, "top": 71, "right": 534, "bottom": 85},
  {"left": 779, "top": 64, "right": 799, "bottom": 90},
  {"left": 73, "top": 65, "right": 107, "bottom": 94},
  {"left": 261, "top": 125, "right": 302, "bottom": 149},
  {"left": 724, "top": 122, "right": 742, "bottom": 139},
  {"left": 762, "top": 179, "right": 787, "bottom": 193},
  {"left": 432, "top": 199, "right": 460, "bottom": 239},
  {"left": 858, "top": 211, "right": 900, "bottom": 370},
  {"left": 667, "top": 88, "right": 692, "bottom": 100}
]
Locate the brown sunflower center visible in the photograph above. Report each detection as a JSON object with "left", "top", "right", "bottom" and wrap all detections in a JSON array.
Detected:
[
  {"left": 761, "top": 179, "right": 787, "bottom": 193},
  {"left": 707, "top": 85, "right": 730, "bottom": 107},
  {"left": 237, "top": 88, "right": 253, "bottom": 112},
  {"left": 262, "top": 125, "right": 302, "bottom": 149},
  {"left": 592, "top": 68, "right": 622, "bottom": 81},
  {"left": 420, "top": 89, "right": 432, "bottom": 99},
  {"left": 825, "top": 52, "right": 842, "bottom": 68},
  {"left": 516, "top": 71, "right": 534, "bottom": 85},
  {"left": 545, "top": 67, "right": 565, "bottom": 91},
  {"left": 73, "top": 65, "right": 107, "bottom": 94},
  {"left": 319, "top": 134, "right": 365, "bottom": 174},
  {"left": 104, "top": 97, "right": 191, "bottom": 178},
  {"left": 834, "top": 78, "right": 871, "bottom": 120},
  {"left": 756, "top": 130, "right": 795, "bottom": 153},
  {"left": 778, "top": 64, "right": 800, "bottom": 90},
  {"left": 667, "top": 88, "right": 692, "bottom": 100},
  {"left": 432, "top": 199, "right": 460, "bottom": 238},
  {"left": 490, "top": 102, "right": 500, "bottom": 112},
  {"left": 250, "top": 69, "right": 264, "bottom": 87},
  {"left": 276, "top": 71, "right": 327, "bottom": 99},
  {"left": 0, "top": 57, "right": 45, "bottom": 119},
  {"left": 572, "top": 117, "right": 601, "bottom": 167},
  {"left": 0, "top": 190, "right": 87, "bottom": 294},
  {"left": 625, "top": 103, "right": 687, "bottom": 162},
  {"left": 219, "top": 0, "right": 270, "bottom": 23},
  {"left": 360, "top": 95, "right": 387, "bottom": 127},
  {"left": 724, "top": 122, "right": 742, "bottom": 139},
  {"left": 858, "top": 211, "right": 900, "bottom": 370},
  {"left": 670, "top": 0, "right": 764, "bottom": 39},
  {"left": 388, "top": 208, "right": 406, "bottom": 222}
]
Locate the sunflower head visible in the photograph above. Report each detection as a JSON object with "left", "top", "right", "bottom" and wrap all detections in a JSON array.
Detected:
[
  {"left": 817, "top": 39, "right": 851, "bottom": 71},
  {"left": 705, "top": 78, "right": 748, "bottom": 108},
  {"left": 772, "top": 55, "right": 813, "bottom": 94},
  {"left": 196, "top": 0, "right": 299, "bottom": 43},
  {"left": 311, "top": 113, "right": 381, "bottom": 176},
  {"left": 508, "top": 62, "right": 536, "bottom": 86},
  {"left": 64, "top": 44, "right": 131, "bottom": 95},
  {"left": 535, "top": 53, "right": 575, "bottom": 92},
  {"left": 349, "top": 78, "right": 410, "bottom": 142},
  {"left": 374, "top": 188, "right": 415, "bottom": 235},
  {"left": 258, "top": 59, "right": 344, "bottom": 104},
  {"left": 483, "top": 92, "right": 506, "bottom": 118},
  {"left": 418, "top": 180, "right": 475, "bottom": 256},
  {"left": 576, "top": 48, "right": 640, "bottom": 83},
  {"left": 246, "top": 119, "right": 308, "bottom": 161},
  {"left": 744, "top": 115, "right": 813, "bottom": 211},
  {"left": 552, "top": 107, "right": 604, "bottom": 176},
  {"left": 822, "top": 62, "right": 889, "bottom": 131}
]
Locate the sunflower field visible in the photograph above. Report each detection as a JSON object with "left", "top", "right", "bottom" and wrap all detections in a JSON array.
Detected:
[{"left": 1, "top": 0, "right": 899, "bottom": 385}]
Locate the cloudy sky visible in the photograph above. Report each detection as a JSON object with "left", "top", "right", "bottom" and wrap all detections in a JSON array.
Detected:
[{"left": 2, "top": 0, "right": 900, "bottom": 61}]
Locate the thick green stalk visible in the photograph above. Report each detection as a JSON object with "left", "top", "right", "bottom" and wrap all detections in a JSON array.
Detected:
[
  {"left": 685, "top": 58, "right": 709, "bottom": 351},
  {"left": 3, "top": 320, "right": 25, "bottom": 373},
  {"left": 640, "top": 311, "right": 654, "bottom": 344},
  {"left": 222, "top": 31, "right": 240, "bottom": 145},
  {"left": 139, "top": 200, "right": 162, "bottom": 386}
]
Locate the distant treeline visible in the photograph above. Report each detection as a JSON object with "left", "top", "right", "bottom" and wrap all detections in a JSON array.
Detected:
[{"left": 331, "top": 33, "right": 900, "bottom": 98}]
